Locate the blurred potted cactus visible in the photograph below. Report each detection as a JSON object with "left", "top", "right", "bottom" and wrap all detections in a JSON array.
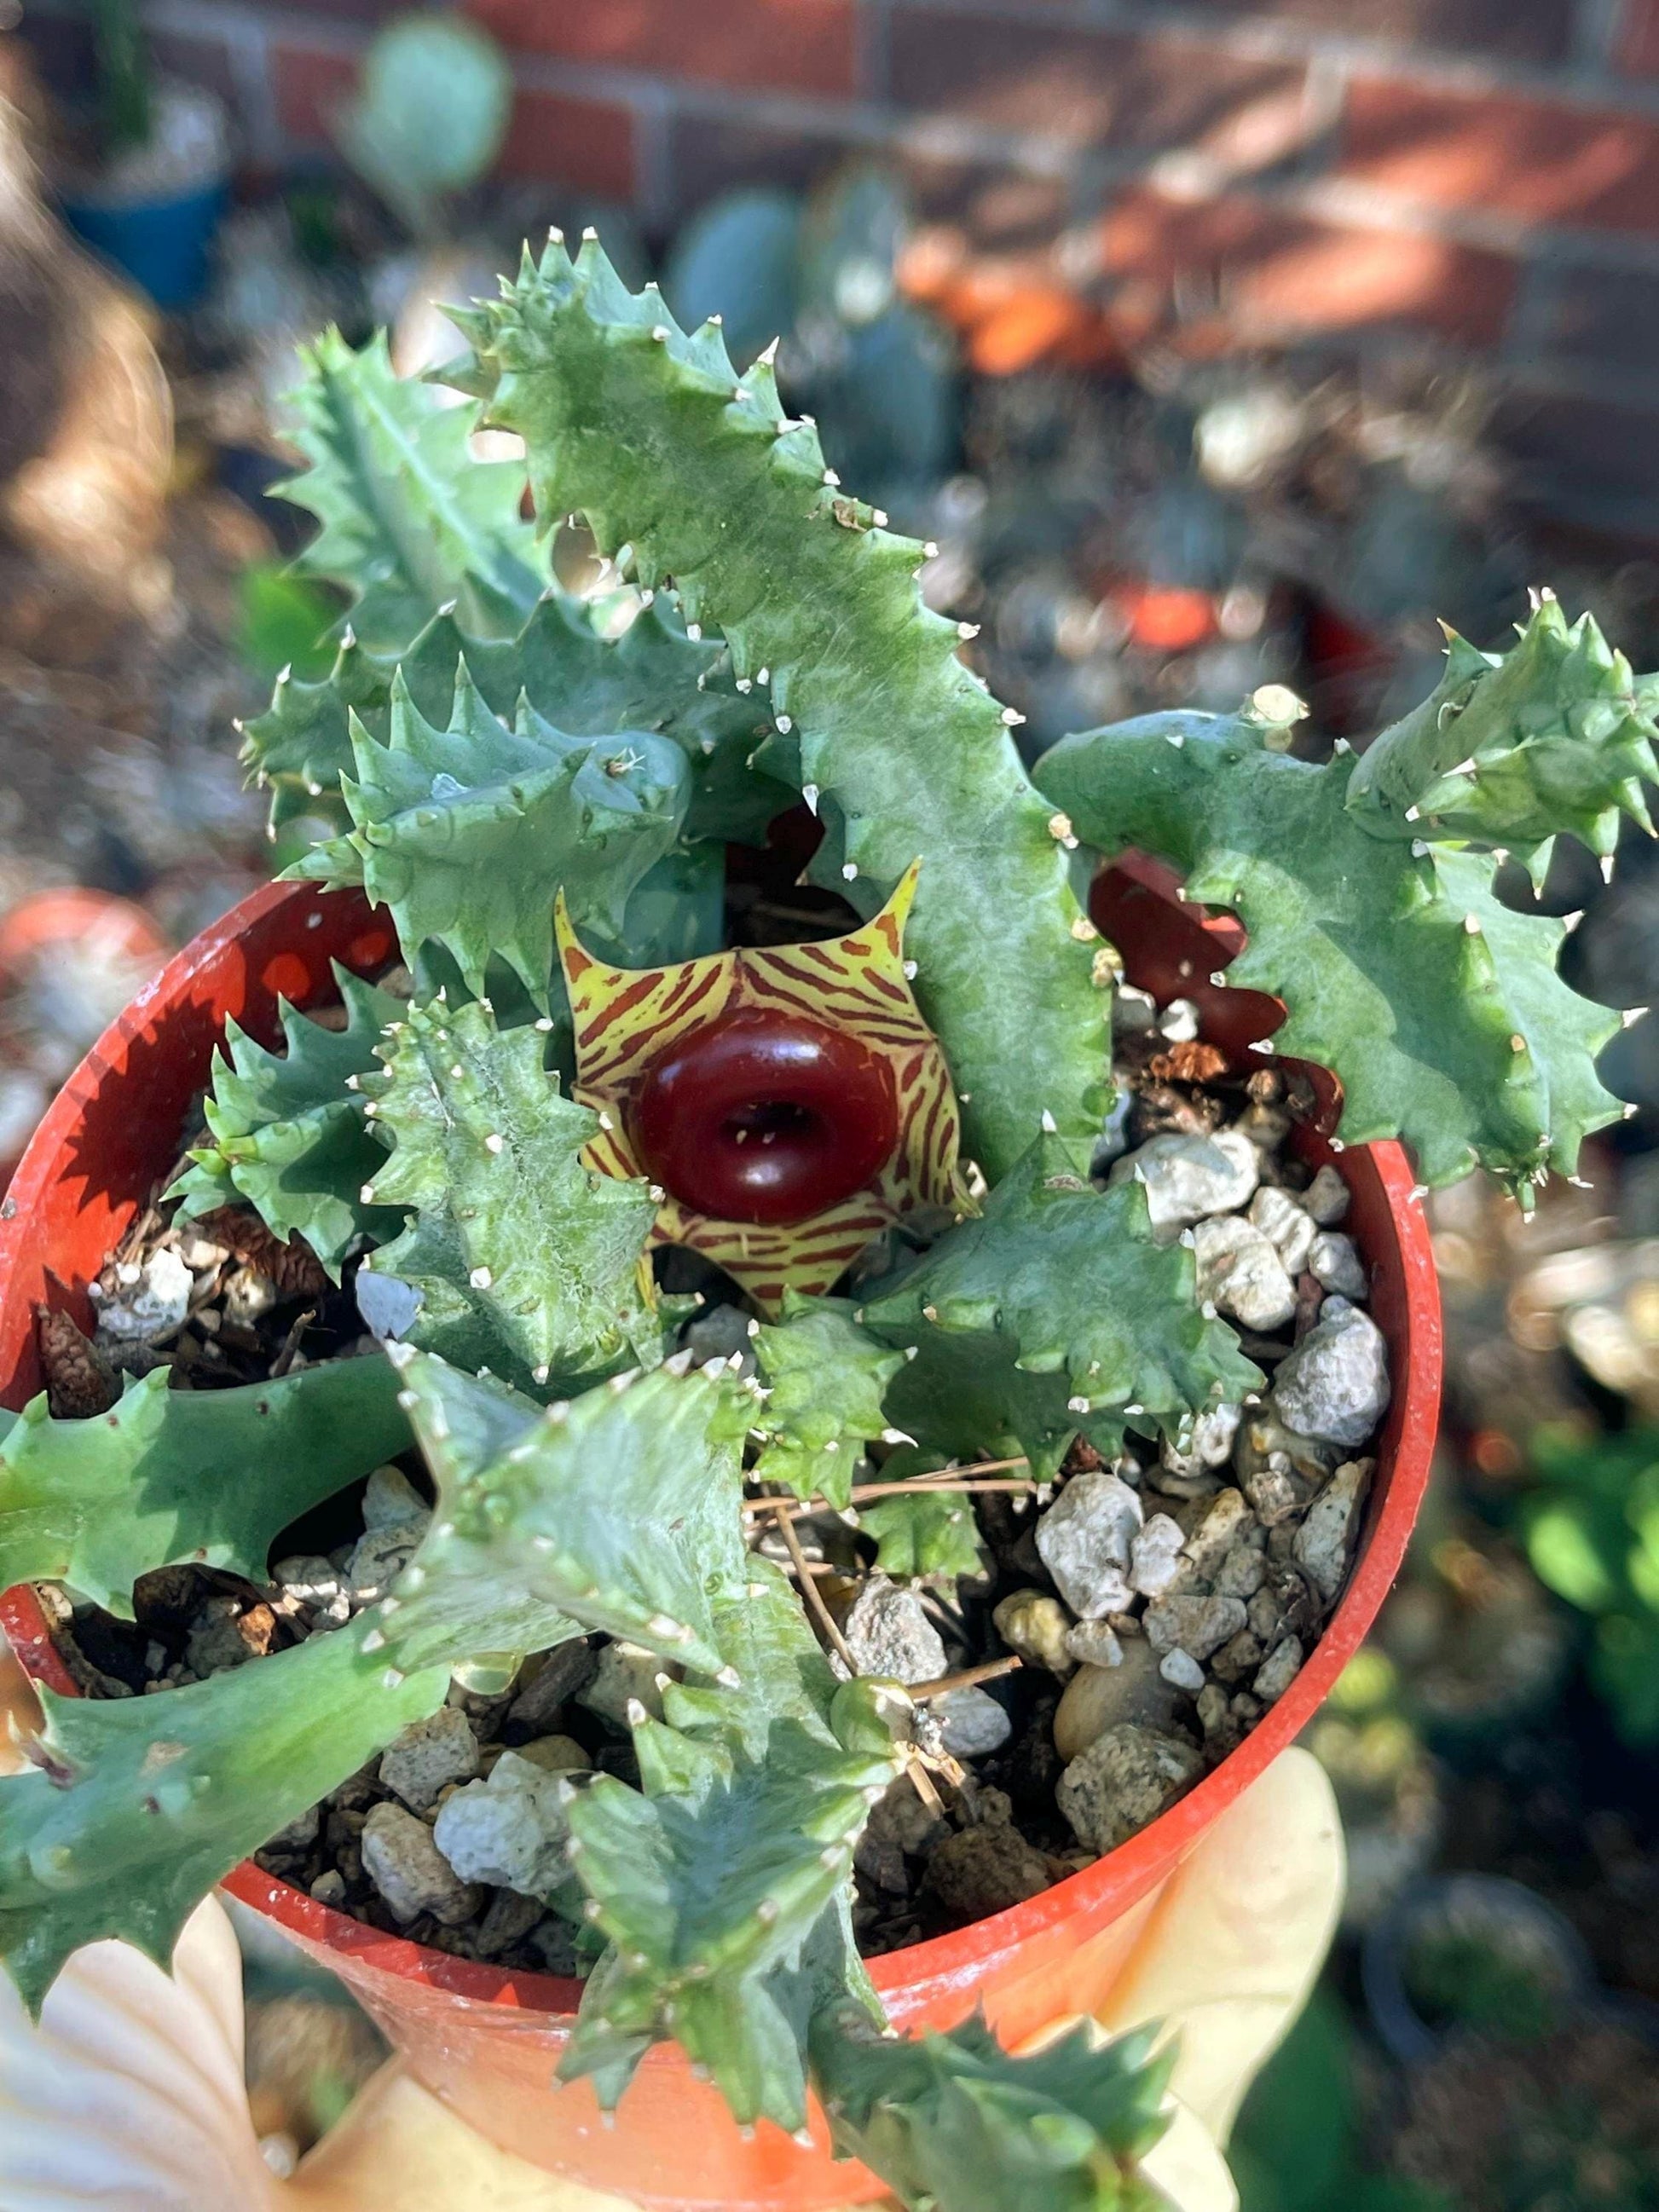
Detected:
[
  {"left": 330, "top": 9, "right": 517, "bottom": 384},
  {"left": 0, "top": 232, "right": 1652, "bottom": 2209},
  {"left": 57, "top": 0, "right": 229, "bottom": 309},
  {"left": 664, "top": 165, "right": 957, "bottom": 508}
]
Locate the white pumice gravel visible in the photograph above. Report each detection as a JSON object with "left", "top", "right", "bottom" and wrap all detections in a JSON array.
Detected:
[
  {"left": 1247, "top": 1185, "right": 1316, "bottom": 1274},
  {"left": 1271, "top": 1297, "right": 1390, "bottom": 1447},
  {"left": 1302, "top": 1164, "right": 1350, "bottom": 1225},
  {"left": 1192, "top": 1214, "right": 1297, "bottom": 1331},
  {"left": 1034, "top": 1467, "right": 1143, "bottom": 1618},
  {"left": 1308, "top": 1229, "right": 1368, "bottom": 1301},
  {"left": 1108, "top": 1128, "right": 1260, "bottom": 1238}
]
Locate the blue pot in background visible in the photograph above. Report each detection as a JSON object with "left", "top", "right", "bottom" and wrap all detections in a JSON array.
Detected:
[{"left": 61, "top": 174, "right": 228, "bottom": 311}]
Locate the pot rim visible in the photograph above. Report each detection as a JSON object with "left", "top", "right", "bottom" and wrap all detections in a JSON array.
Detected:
[{"left": 0, "top": 873, "right": 1442, "bottom": 2025}]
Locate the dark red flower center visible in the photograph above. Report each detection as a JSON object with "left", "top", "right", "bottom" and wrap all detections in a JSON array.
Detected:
[{"left": 631, "top": 1008, "right": 899, "bottom": 1226}]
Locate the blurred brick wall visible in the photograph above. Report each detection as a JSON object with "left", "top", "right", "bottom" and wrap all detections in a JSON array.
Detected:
[{"left": 22, "top": 0, "right": 1659, "bottom": 537}]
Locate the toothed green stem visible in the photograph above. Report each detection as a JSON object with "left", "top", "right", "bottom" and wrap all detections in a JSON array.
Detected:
[
  {"left": 244, "top": 594, "right": 785, "bottom": 847},
  {"left": 289, "top": 662, "right": 691, "bottom": 1009},
  {"left": 379, "top": 1349, "right": 754, "bottom": 1679},
  {"left": 862, "top": 1137, "right": 1262, "bottom": 1476},
  {"left": 1036, "top": 702, "right": 1627, "bottom": 1202},
  {"left": 360, "top": 997, "right": 661, "bottom": 1395},
  {"left": 752, "top": 1294, "right": 905, "bottom": 1508},
  {"left": 0, "top": 1612, "right": 447, "bottom": 2018},
  {"left": 810, "top": 2007, "right": 1173, "bottom": 2212},
  {"left": 277, "top": 328, "right": 547, "bottom": 651},
  {"left": 1345, "top": 597, "right": 1658, "bottom": 879},
  {"left": 448, "top": 234, "right": 1109, "bottom": 1180},
  {"left": 0, "top": 1359, "right": 412, "bottom": 1614},
  {"left": 168, "top": 965, "right": 406, "bottom": 1275}
]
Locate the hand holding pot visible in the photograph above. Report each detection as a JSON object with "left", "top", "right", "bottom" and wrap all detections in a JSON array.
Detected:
[{"left": 0, "top": 1646, "right": 1341, "bottom": 2212}]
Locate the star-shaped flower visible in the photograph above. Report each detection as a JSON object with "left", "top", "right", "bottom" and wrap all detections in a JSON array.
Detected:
[{"left": 556, "top": 863, "right": 969, "bottom": 1312}]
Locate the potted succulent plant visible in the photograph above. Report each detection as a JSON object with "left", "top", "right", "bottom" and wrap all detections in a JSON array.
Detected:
[
  {"left": 0, "top": 233, "right": 1650, "bottom": 2210},
  {"left": 57, "top": 0, "right": 231, "bottom": 309}
]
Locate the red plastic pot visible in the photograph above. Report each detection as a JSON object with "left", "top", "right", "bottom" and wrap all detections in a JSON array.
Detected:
[{"left": 0, "top": 870, "right": 1441, "bottom": 2210}]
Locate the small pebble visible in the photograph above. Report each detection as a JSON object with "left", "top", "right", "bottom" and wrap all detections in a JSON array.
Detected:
[
  {"left": 431, "top": 1752, "right": 576, "bottom": 1892},
  {"left": 94, "top": 1247, "right": 193, "bottom": 1345},
  {"left": 992, "top": 1589, "right": 1076, "bottom": 1678},
  {"left": 309, "top": 1869, "right": 348, "bottom": 1908},
  {"left": 1292, "top": 1458, "right": 1373, "bottom": 1603},
  {"left": 1143, "top": 1593, "right": 1248, "bottom": 1663},
  {"left": 348, "top": 1527, "right": 422, "bottom": 1604},
  {"left": 379, "top": 1707, "right": 480, "bottom": 1813},
  {"left": 1248, "top": 1187, "right": 1315, "bottom": 1275},
  {"left": 1302, "top": 1164, "right": 1350, "bottom": 1225},
  {"left": 1035, "top": 1468, "right": 1143, "bottom": 1620},
  {"left": 362, "top": 1464, "right": 432, "bottom": 1533},
  {"left": 926, "top": 1823, "right": 1053, "bottom": 1918},
  {"left": 1053, "top": 1640, "right": 1185, "bottom": 1760},
  {"left": 473, "top": 1888, "right": 546, "bottom": 1958},
  {"left": 271, "top": 1554, "right": 351, "bottom": 1627},
  {"left": 1181, "top": 1488, "right": 1256, "bottom": 1581},
  {"left": 1057, "top": 1724, "right": 1206, "bottom": 1852},
  {"left": 361, "top": 1802, "right": 483, "bottom": 1926},
  {"left": 1110, "top": 1129, "right": 1259, "bottom": 1239},
  {"left": 841, "top": 1575, "right": 948, "bottom": 1684},
  {"left": 1063, "top": 1618, "right": 1123, "bottom": 1671},
  {"left": 1192, "top": 1216, "right": 1296, "bottom": 1331},
  {"left": 1252, "top": 1635, "right": 1304, "bottom": 1704},
  {"left": 513, "top": 1734, "right": 591, "bottom": 1774},
  {"left": 1210, "top": 1629, "right": 1266, "bottom": 1683},
  {"left": 1159, "top": 1649, "right": 1206, "bottom": 1693},
  {"left": 935, "top": 1687, "right": 1012, "bottom": 1758},
  {"left": 1156, "top": 1401, "right": 1241, "bottom": 1493},
  {"left": 1128, "top": 1514, "right": 1187, "bottom": 1597},
  {"left": 1271, "top": 1298, "right": 1389, "bottom": 1448},
  {"left": 1308, "top": 1231, "right": 1367, "bottom": 1302}
]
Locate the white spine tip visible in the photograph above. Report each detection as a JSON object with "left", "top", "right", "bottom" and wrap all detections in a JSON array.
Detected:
[{"left": 484, "top": 1133, "right": 505, "bottom": 1153}]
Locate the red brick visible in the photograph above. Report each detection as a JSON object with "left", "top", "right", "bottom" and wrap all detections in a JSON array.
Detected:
[
  {"left": 1340, "top": 78, "right": 1659, "bottom": 234},
  {"left": 498, "top": 88, "right": 635, "bottom": 199},
  {"left": 1618, "top": 0, "right": 1659, "bottom": 74},
  {"left": 1098, "top": 188, "right": 1517, "bottom": 348},
  {"left": 464, "top": 0, "right": 856, "bottom": 98},
  {"left": 273, "top": 44, "right": 361, "bottom": 146},
  {"left": 889, "top": 16, "right": 1311, "bottom": 170},
  {"left": 1177, "top": 0, "right": 1571, "bottom": 65}
]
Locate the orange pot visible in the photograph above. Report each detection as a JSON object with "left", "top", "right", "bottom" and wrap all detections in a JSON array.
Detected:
[{"left": 0, "top": 871, "right": 1440, "bottom": 2209}]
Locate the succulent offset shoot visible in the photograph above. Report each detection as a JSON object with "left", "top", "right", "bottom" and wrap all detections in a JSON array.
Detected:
[{"left": 0, "top": 231, "right": 1652, "bottom": 2212}]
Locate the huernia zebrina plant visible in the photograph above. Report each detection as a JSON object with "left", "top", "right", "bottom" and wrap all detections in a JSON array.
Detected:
[{"left": 1, "top": 232, "right": 1653, "bottom": 2210}]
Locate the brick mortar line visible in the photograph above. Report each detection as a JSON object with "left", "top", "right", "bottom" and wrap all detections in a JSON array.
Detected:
[
  {"left": 68, "top": 0, "right": 1659, "bottom": 275},
  {"left": 110, "top": 0, "right": 1659, "bottom": 129},
  {"left": 886, "top": 0, "right": 1659, "bottom": 122}
]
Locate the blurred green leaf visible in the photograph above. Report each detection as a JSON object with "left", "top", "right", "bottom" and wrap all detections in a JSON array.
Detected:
[{"left": 238, "top": 562, "right": 341, "bottom": 681}]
